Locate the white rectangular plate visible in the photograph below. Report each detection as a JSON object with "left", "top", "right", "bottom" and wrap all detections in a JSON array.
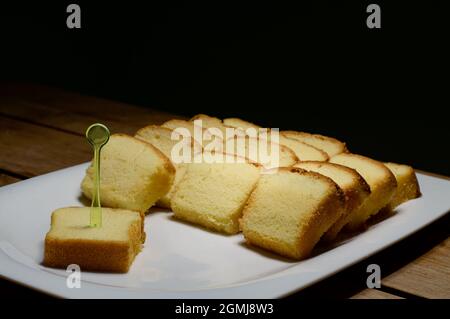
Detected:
[{"left": 0, "top": 163, "right": 449, "bottom": 298}]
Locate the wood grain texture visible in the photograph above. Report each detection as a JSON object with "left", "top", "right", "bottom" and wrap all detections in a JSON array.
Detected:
[
  {"left": 383, "top": 237, "right": 450, "bottom": 299},
  {"left": 0, "top": 83, "right": 449, "bottom": 299},
  {"left": 375, "top": 170, "right": 450, "bottom": 299},
  {"left": 0, "top": 83, "right": 185, "bottom": 136},
  {"left": 0, "top": 117, "right": 91, "bottom": 177},
  {"left": 0, "top": 173, "right": 21, "bottom": 187},
  {"left": 351, "top": 289, "right": 404, "bottom": 299}
]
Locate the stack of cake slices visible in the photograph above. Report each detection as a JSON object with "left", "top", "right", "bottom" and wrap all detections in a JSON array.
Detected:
[{"left": 44, "top": 113, "right": 421, "bottom": 273}]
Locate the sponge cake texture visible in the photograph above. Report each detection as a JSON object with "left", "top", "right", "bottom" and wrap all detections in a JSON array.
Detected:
[
  {"left": 220, "top": 121, "right": 329, "bottom": 161},
  {"left": 223, "top": 118, "right": 261, "bottom": 130},
  {"left": 135, "top": 125, "right": 202, "bottom": 209},
  {"left": 225, "top": 136, "right": 298, "bottom": 168},
  {"left": 190, "top": 114, "right": 224, "bottom": 128},
  {"left": 156, "top": 164, "right": 188, "bottom": 209},
  {"left": 161, "top": 119, "right": 201, "bottom": 141},
  {"left": 44, "top": 207, "right": 145, "bottom": 273},
  {"left": 81, "top": 134, "right": 175, "bottom": 213},
  {"left": 240, "top": 168, "right": 345, "bottom": 259},
  {"left": 277, "top": 135, "right": 329, "bottom": 161},
  {"left": 162, "top": 119, "right": 223, "bottom": 153},
  {"left": 330, "top": 153, "right": 397, "bottom": 230},
  {"left": 190, "top": 114, "right": 237, "bottom": 144},
  {"left": 294, "top": 161, "right": 371, "bottom": 241},
  {"left": 281, "top": 131, "right": 347, "bottom": 157},
  {"left": 135, "top": 125, "right": 202, "bottom": 160},
  {"left": 171, "top": 161, "right": 260, "bottom": 234},
  {"left": 384, "top": 162, "right": 421, "bottom": 209}
]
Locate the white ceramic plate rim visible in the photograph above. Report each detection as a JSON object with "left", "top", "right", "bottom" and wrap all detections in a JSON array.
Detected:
[{"left": 0, "top": 164, "right": 449, "bottom": 299}]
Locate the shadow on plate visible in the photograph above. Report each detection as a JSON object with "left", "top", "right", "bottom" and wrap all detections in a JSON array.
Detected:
[
  {"left": 77, "top": 194, "right": 91, "bottom": 207},
  {"left": 236, "top": 241, "right": 298, "bottom": 263},
  {"left": 166, "top": 215, "right": 238, "bottom": 237}
]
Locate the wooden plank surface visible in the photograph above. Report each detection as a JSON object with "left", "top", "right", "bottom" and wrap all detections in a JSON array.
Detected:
[
  {"left": 0, "top": 83, "right": 184, "bottom": 136},
  {"left": 351, "top": 289, "right": 404, "bottom": 299},
  {"left": 1, "top": 83, "right": 449, "bottom": 299},
  {"left": 0, "top": 117, "right": 91, "bottom": 177},
  {"left": 379, "top": 170, "right": 450, "bottom": 299},
  {"left": 383, "top": 235, "right": 450, "bottom": 299},
  {"left": 0, "top": 173, "right": 20, "bottom": 186},
  {"left": 0, "top": 97, "right": 128, "bottom": 135}
]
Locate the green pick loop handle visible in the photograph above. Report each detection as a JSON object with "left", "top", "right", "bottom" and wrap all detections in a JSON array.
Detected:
[{"left": 85, "top": 123, "right": 110, "bottom": 228}]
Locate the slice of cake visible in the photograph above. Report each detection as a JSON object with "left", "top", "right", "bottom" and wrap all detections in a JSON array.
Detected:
[
  {"left": 161, "top": 119, "right": 200, "bottom": 140},
  {"left": 44, "top": 207, "right": 145, "bottom": 273},
  {"left": 240, "top": 168, "right": 345, "bottom": 260},
  {"left": 222, "top": 122, "right": 328, "bottom": 161},
  {"left": 384, "top": 162, "right": 421, "bottom": 209},
  {"left": 81, "top": 134, "right": 175, "bottom": 213},
  {"left": 171, "top": 161, "right": 260, "bottom": 234},
  {"left": 224, "top": 136, "right": 298, "bottom": 168},
  {"left": 223, "top": 118, "right": 261, "bottom": 130},
  {"left": 189, "top": 114, "right": 235, "bottom": 144},
  {"left": 281, "top": 131, "right": 347, "bottom": 157},
  {"left": 155, "top": 164, "right": 188, "bottom": 209},
  {"left": 135, "top": 125, "right": 201, "bottom": 209},
  {"left": 294, "top": 161, "right": 371, "bottom": 241},
  {"left": 199, "top": 151, "right": 256, "bottom": 165},
  {"left": 162, "top": 119, "right": 223, "bottom": 153},
  {"left": 135, "top": 125, "right": 202, "bottom": 160},
  {"left": 330, "top": 153, "right": 397, "bottom": 230},
  {"left": 277, "top": 135, "right": 329, "bottom": 161},
  {"left": 190, "top": 114, "right": 224, "bottom": 128}
]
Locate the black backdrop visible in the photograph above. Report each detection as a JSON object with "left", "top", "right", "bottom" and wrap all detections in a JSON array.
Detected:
[{"left": 1, "top": 1, "right": 449, "bottom": 175}]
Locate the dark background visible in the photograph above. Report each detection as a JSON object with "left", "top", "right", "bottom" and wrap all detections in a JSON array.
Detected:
[{"left": 1, "top": 1, "right": 449, "bottom": 175}]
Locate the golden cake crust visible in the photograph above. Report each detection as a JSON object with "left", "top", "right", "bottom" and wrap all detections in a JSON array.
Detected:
[
  {"left": 295, "top": 161, "right": 370, "bottom": 210},
  {"left": 224, "top": 135, "right": 299, "bottom": 168},
  {"left": 135, "top": 126, "right": 202, "bottom": 209},
  {"left": 278, "top": 135, "right": 329, "bottom": 161},
  {"left": 189, "top": 114, "right": 224, "bottom": 127},
  {"left": 240, "top": 167, "right": 345, "bottom": 260},
  {"left": 44, "top": 207, "right": 145, "bottom": 273},
  {"left": 330, "top": 153, "right": 397, "bottom": 230},
  {"left": 81, "top": 134, "right": 175, "bottom": 213},
  {"left": 135, "top": 125, "right": 202, "bottom": 164},
  {"left": 294, "top": 161, "right": 371, "bottom": 241},
  {"left": 281, "top": 131, "right": 348, "bottom": 157},
  {"left": 162, "top": 119, "right": 225, "bottom": 148},
  {"left": 108, "top": 133, "right": 175, "bottom": 176},
  {"left": 384, "top": 162, "right": 421, "bottom": 209},
  {"left": 135, "top": 125, "right": 202, "bottom": 156},
  {"left": 223, "top": 117, "right": 261, "bottom": 130}
]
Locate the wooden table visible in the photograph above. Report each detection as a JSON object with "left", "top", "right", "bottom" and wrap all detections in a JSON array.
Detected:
[{"left": 0, "top": 83, "right": 449, "bottom": 299}]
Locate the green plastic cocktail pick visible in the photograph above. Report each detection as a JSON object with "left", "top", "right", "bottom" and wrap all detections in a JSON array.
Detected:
[{"left": 85, "top": 123, "right": 110, "bottom": 228}]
